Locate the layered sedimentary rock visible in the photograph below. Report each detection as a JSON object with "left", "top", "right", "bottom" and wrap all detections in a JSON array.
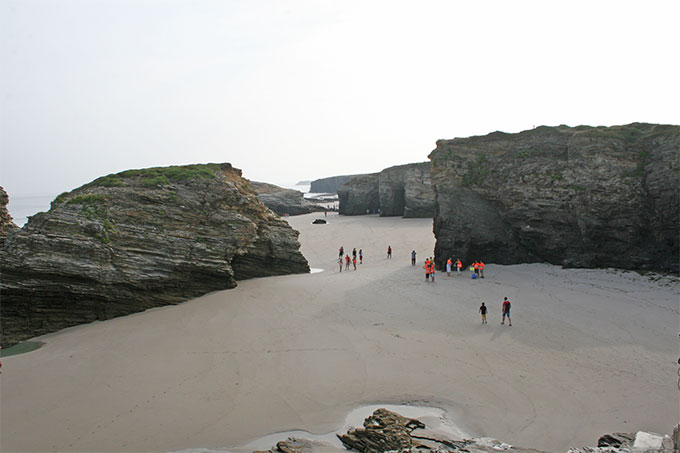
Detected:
[
  {"left": 337, "top": 173, "right": 380, "bottom": 215},
  {"left": 0, "top": 163, "right": 309, "bottom": 346},
  {"left": 429, "top": 123, "right": 679, "bottom": 272},
  {"left": 337, "top": 163, "right": 435, "bottom": 217},
  {"left": 0, "top": 186, "right": 18, "bottom": 248},
  {"left": 251, "top": 181, "right": 323, "bottom": 216},
  {"left": 310, "top": 175, "right": 358, "bottom": 193},
  {"left": 378, "top": 162, "right": 434, "bottom": 217}
]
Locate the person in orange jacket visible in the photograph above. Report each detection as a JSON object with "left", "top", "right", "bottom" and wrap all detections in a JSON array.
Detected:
[
  {"left": 424, "top": 259, "right": 431, "bottom": 281},
  {"left": 473, "top": 261, "right": 480, "bottom": 277},
  {"left": 430, "top": 260, "right": 436, "bottom": 282},
  {"left": 446, "top": 258, "right": 452, "bottom": 276},
  {"left": 456, "top": 259, "right": 462, "bottom": 275},
  {"left": 479, "top": 261, "right": 485, "bottom": 278}
]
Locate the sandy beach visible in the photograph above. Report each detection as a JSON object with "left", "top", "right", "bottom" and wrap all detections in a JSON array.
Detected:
[{"left": 1, "top": 212, "right": 677, "bottom": 452}]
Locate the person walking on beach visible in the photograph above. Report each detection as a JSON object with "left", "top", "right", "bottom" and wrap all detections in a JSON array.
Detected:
[
  {"left": 479, "top": 302, "right": 487, "bottom": 324},
  {"left": 353, "top": 256, "right": 357, "bottom": 270},
  {"left": 446, "top": 258, "right": 452, "bottom": 276},
  {"left": 387, "top": 246, "right": 392, "bottom": 259},
  {"left": 339, "top": 246, "right": 344, "bottom": 259},
  {"left": 345, "top": 254, "right": 351, "bottom": 270},
  {"left": 352, "top": 248, "right": 357, "bottom": 260},
  {"left": 359, "top": 249, "right": 363, "bottom": 264},
  {"left": 411, "top": 250, "right": 417, "bottom": 265},
  {"left": 501, "top": 297, "right": 512, "bottom": 326},
  {"left": 338, "top": 257, "right": 343, "bottom": 272},
  {"left": 456, "top": 259, "right": 462, "bottom": 275},
  {"left": 473, "top": 261, "right": 480, "bottom": 277},
  {"left": 430, "top": 261, "right": 436, "bottom": 282},
  {"left": 479, "top": 260, "right": 485, "bottom": 278},
  {"left": 424, "top": 258, "right": 431, "bottom": 281}
]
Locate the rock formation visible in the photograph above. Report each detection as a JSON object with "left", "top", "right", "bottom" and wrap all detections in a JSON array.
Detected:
[
  {"left": 0, "top": 186, "right": 18, "bottom": 248},
  {"left": 429, "top": 123, "right": 679, "bottom": 273},
  {"left": 251, "top": 181, "right": 324, "bottom": 216},
  {"left": 378, "top": 162, "right": 434, "bottom": 218},
  {"left": 0, "top": 163, "right": 309, "bottom": 346},
  {"left": 337, "top": 173, "right": 380, "bottom": 215},
  {"left": 310, "top": 175, "right": 359, "bottom": 194},
  {"left": 255, "top": 408, "right": 676, "bottom": 452},
  {"left": 337, "top": 163, "right": 435, "bottom": 218}
]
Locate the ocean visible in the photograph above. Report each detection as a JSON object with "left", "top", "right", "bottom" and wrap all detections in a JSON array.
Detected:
[{"left": 6, "top": 193, "right": 57, "bottom": 227}]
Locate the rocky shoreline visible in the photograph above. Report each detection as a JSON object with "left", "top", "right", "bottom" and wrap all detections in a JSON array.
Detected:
[{"left": 254, "top": 408, "right": 678, "bottom": 453}]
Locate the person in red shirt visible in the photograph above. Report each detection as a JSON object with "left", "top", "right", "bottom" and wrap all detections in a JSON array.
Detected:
[
  {"left": 456, "top": 259, "right": 462, "bottom": 275},
  {"left": 479, "top": 261, "right": 485, "bottom": 278},
  {"left": 502, "top": 297, "right": 512, "bottom": 326}
]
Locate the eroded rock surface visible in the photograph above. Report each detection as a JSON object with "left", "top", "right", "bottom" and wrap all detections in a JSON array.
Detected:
[
  {"left": 338, "top": 173, "right": 380, "bottom": 215},
  {"left": 310, "top": 175, "right": 359, "bottom": 194},
  {"left": 251, "top": 181, "right": 323, "bottom": 216},
  {"left": 430, "top": 123, "right": 679, "bottom": 272},
  {"left": 0, "top": 163, "right": 309, "bottom": 346},
  {"left": 0, "top": 186, "right": 18, "bottom": 248},
  {"left": 378, "top": 162, "right": 434, "bottom": 218}
]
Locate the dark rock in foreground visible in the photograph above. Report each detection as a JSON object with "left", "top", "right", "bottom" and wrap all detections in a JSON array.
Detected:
[
  {"left": 255, "top": 408, "right": 677, "bottom": 453},
  {"left": 430, "top": 123, "right": 679, "bottom": 273},
  {"left": 0, "top": 186, "right": 18, "bottom": 248},
  {"left": 251, "top": 181, "right": 324, "bottom": 216},
  {"left": 0, "top": 163, "right": 309, "bottom": 347}
]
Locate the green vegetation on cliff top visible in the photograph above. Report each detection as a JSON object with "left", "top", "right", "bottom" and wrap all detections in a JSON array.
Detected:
[{"left": 85, "top": 163, "right": 223, "bottom": 189}]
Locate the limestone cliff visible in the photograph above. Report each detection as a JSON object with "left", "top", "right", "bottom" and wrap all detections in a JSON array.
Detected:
[
  {"left": 0, "top": 163, "right": 309, "bottom": 346},
  {"left": 0, "top": 186, "right": 18, "bottom": 248},
  {"left": 337, "top": 173, "right": 380, "bottom": 215},
  {"left": 251, "top": 181, "right": 323, "bottom": 216},
  {"left": 429, "top": 123, "right": 679, "bottom": 272}
]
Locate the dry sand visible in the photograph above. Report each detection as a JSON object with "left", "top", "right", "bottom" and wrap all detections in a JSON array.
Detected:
[{"left": 1, "top": 212, "right": 678, "bottom": 452}]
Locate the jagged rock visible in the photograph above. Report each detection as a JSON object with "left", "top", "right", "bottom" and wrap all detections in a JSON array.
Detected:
[
  {"left": 337, "top": 408, "right": 426, "bottom": 452},
  {"left": 429, "top": 123, "right": 680, "bottom": 272},
  {"left": 254, "top": 437, "right": 346, "bottom": 453},
  {"left": 0, "top": 186, "right": 18, "bottom": 248},
  {"left": 310, "top": 175, "right": 359, "bottom": 193},
  {"left": 0, "top": 163, "right": 309, "bottom": 347},
  {"left": 312, "top": 219, "right": 326, "bottom": 224},
  {"left": 378, "top": 162, "right": 434, "bottom": 218},
  {"left": 251, "top": 181, "right": 324, "bottom": 216},
  {"left": 597, "top": 432, "right": 635, "bottom": 447},
  {"left": 338, "top": 173, "right": 380, "bottom": 215}
]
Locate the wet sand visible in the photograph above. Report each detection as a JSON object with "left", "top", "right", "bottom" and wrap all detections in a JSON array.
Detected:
[{"left": 1, "top": 212, "right": 677, "bottom": 452}]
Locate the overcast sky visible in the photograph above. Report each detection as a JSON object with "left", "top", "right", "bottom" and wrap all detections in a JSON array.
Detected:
[{"left": 1, "top": 0, "right": 679, "bottom": 198}]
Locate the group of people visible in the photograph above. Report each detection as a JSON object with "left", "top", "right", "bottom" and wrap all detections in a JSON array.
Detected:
[
  {"left": 338, "top": 246, "right": 363, "bottom": 271},
  {"left": 424, "top": 257, "right": 436, "bottom": 282},
  {"left": 478, "top": 297, "right": 511, "bottom": 326}
]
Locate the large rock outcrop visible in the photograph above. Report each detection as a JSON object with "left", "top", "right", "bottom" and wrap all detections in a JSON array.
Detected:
[
  {"left": 310, "top": 175, "right": 358, "bottom": 193},
  {"left": 429, "top": 123, "right": 679, "bottom": 272},
  {"left": 0, "top": 186, "right": 18, "bottom": 248},
  {"left": 0, "top": 163, "right": 309, "bottom": 346},
  {"left": 378, "top": 162, "right": 434, "bottom": 218},
  {"left": 251, "top": 181, "right": 324, "bottom": 216},
  {"left": 337, "top": 163, "right": 435, "bottom": 217},
  {"left": 337, "top": 173, "right": 380, "bottom": 215}
]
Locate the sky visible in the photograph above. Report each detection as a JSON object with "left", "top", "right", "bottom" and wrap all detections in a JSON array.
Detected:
[{"left": 1, "top": 0, "right": 679, "bottom": 201}]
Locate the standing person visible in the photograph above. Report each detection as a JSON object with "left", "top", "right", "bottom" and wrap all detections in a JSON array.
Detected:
[
  {"left": 474, "top": 261, "right": 480, "bottom": 277},
  {"left": 479, "top": 302, "right": 487, "bottom": 324},
  {"left": 502, "top": 297, "right": 512, "bottom": 326},
  {"left": 411, "top": 250, "right": 417, "bottom": 265},
  {"left": 424, "top": 260, "right": 431, "bottom": 281},
  {"left": 479, "top": 260, "right": 485, "bottom": 278},
  {"left": 446, "top": 258, "right": 452, "bottom": 276},
  {"left": 339, "top": 246, "right": 344, "bottom": 259},
  {"left": 430, "top": 261, "right": 436, "bottom": 282},
  {"left": 352, "top": 248, "right": 357, "bottom": 261},
  {"left": 456, "top": 259, "right": 462, "bottom": 275},
  {"left": 387, "top": 246, "right": 392, "bottom": 259},
  {"left": 338, "top": 257, "right": 343, "bottom": 272},
  {"left": 353, "top": 256, "right": 357, "bottom": 270},
  {"left": 345, "top": 254, "right": 351, "bottom": 270},
  {"left": 359, "top": 249, "right": 363, "bottom": 264}
]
